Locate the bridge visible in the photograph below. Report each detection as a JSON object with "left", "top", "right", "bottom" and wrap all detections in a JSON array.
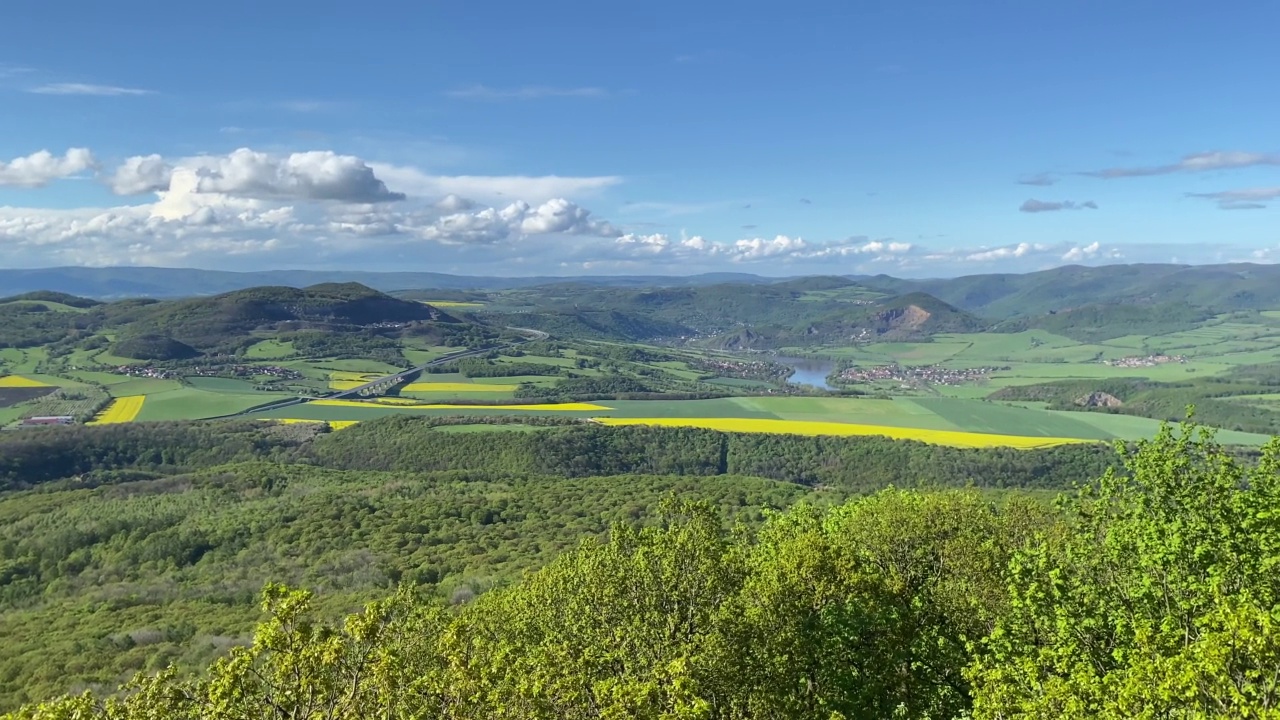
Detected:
[{"left": 230, "top": 326, "right": 548, "bottom": 418}]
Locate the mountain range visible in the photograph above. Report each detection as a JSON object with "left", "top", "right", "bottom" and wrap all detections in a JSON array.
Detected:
[{"left": 2, "top": 263, "right": 1279, "bottom": 320}]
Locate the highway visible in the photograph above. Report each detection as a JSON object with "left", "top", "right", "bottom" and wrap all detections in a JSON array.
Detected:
[{"left": 231, "top": 326, "right": 548, "bottom": 417}]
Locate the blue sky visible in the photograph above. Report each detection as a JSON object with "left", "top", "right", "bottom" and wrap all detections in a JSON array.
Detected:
[{"left": 2, "top": 0, "right": 1278, "bottom": 276}]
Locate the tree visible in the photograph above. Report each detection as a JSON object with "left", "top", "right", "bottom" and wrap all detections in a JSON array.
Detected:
[{"left": 968, "top": 421, "right": 1280, "bottom": 719}]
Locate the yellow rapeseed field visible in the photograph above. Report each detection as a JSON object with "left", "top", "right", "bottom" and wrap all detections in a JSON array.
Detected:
[
  {"left": 329, "top": 371, "right": 380, "bottom": 382},
  {"left": 420, "top": 300, "right": 484, "bottom": 308},
  {"left": 277, "top": 419, "right": 358, "bottom": 430},
  {"left": 591, "top": 417, "right": 1091, "bottom": 449},
  {"left": 310, "top": 399, "right": 612, "bottom": 411},
  {"left": 88, "top": 396, "right": 146, "bottom": 425},
  {"left": 0, "top": 375, "right": 50, "bottom": 388}
]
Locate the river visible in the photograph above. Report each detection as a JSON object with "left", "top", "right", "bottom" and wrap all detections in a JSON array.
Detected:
[{"left": 772, "top": 355, "right": 839, "bottom": 390}]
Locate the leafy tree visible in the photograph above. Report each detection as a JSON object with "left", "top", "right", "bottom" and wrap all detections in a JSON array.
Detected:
[{"left": 969, "top": 421, "right": 1280, "bottom": 718}]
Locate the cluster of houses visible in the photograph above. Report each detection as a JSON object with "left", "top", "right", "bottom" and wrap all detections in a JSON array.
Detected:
[
  {"left": 111, "top": 364, "right": 303, "bottom": 380},
  {"left": 1103, "top": 354, "right": 1188, "bottom": 368},
  {"left": 693, "top": 357, "right": 791, "bottom": 382},
  {"left": 835, "top": 363, "right": 1006, "bottom": 387}
]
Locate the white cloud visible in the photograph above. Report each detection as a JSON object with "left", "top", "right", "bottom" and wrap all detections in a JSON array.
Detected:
[
  {"left": 108, "top": 154, "right": 174, "bottom": 194},
  {"left": 370, "top": 163, "right": 621, "bottom": 203},
  {"left": 28, "top": 83, "right": 154, "bottom": 96},
  {"left": 1086, "top": 151, "right": 1280, "bottom": 178},
  {"left": 0, "top": 148, "right": 96, "bottom": 187},
  {"left": 1062, "top": 241, "right": 1101, "bottom": 262},
  {"left": 964, "top": 242, "right": 1042, "bottom": 262},
  {"left": 435, "top": 194, "right": 475, "bottom": 212},
  {"left": 446, "top": 85, "right": 609, "bottom": 100},
  {"left": 414, "top": 198, "right": 618, "bottom": 245},
  {"left": 109, "top": 148, "right": 404, "bottom": 202}
]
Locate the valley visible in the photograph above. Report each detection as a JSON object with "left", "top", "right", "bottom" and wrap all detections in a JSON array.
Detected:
[{"left": 5, "top": 268, "right": 1280, "bottom": 446}]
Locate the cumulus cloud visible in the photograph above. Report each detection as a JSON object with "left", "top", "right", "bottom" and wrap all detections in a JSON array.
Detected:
[
  {"left": 0, "top": 148, "right": 96, "bottom": 187},
  {"left": 28, "top": 83, "right": 154, "bottom": 96},
  {"left": 1020, "top": 199, "right": 1098, "bottom": 213},
  {"left": 435, "top": 194, "right": 475, "bottom": 212},
  {"left": 412, "top": 199, "right": 618, "bottom": 245},
  {"left": 609, "top": 233, "right": 912, "bottom": 264},
  {"left": 446, "top": 85, "right": 609, "bottom": 100},
  {"left": 1186, "top": 187, "right": 1280, "bottom": 210},
  {"left": 1084, "top": 151, "right": 1280, "bottom": 179},
  {"left": 1062, "top": 241, "right": 1101, "bottom": 262},
  {"left": 108, "top": 154, "right": 174, "bottom": 194},
  {"left": 109, "top": 148, "right": 404, "bottom": 202}
]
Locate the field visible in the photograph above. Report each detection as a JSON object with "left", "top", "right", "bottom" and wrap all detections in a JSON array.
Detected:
[
  {"left": 88, "top": 396, "right": 145, "bottom": 424},
  {"left": 0, "top": 375, "right": 49, "bottom": 388},
  {"left": 248, "top": 394, "right": 1276, "bottom": 448}
]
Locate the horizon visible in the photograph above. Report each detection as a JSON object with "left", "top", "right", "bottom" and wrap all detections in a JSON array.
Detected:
[{"left": 3, "top": 1, "right": 1279, "bottom": 276}]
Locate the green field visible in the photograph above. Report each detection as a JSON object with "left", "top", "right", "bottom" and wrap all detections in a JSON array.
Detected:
[
  {"left": 243, "top": 339, "right": 295, "bottom": 359},
  {"left": 135, "top": 387, "right": 294, "bottom": 421},
  {"left": 247, "top": 395, "right": 1274, "bottom": 446},
  {"left": 184, "top": 376, "right": 279, "bottom": 393}
]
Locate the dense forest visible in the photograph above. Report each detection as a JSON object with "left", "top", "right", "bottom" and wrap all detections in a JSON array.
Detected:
[
  {"left": 3, "top": 424, "right": 1278, "bottom": 718},
  {"left": 0, "top": 417, "right": 1121, "bottom": 493}
]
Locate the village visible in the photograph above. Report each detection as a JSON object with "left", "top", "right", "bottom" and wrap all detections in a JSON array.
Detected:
[
  {"left": 834, "top": 363, "right": 1007, "bottom": 387},
  {"left": 1103, "top": 353, "right": 1188, "bottom": 368},
  {"left": 110, "top": 363, "right": 303, "bottom": 381}
]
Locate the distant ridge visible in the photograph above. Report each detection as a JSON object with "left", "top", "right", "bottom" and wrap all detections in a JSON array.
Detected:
[
  {"left": 2, "top": 263, "right": 1279, "bottom": 317},
  {"left": 0, "top": 267, "right": 777, "bottom": 298}
]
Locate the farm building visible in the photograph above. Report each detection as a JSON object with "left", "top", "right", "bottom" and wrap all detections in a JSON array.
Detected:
[{"left": 21, "top": 416, "right": 75, "bottom": 426}]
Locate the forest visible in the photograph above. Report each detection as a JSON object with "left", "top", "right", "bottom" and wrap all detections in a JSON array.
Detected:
[
  {"left": 0, "top": 417, "right": 1121, "bottom": 492},
  {"left": 3, "top": 423, "right": 1278, "bottom": 718}
]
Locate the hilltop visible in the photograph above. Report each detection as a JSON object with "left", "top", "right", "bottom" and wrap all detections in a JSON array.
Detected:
[{"left": 0, "top": 283, "right": 479, "bottom": 358}]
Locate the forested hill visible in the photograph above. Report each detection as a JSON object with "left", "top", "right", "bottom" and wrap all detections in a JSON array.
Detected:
[
  {"left": 862, "top": 262, "right": 1280, "bottom": 318},
  {"left": 474, "top": 281, "right": 985, "bottom": 347},
  {"left": 0, "top": 282, "right": 488, "bottom": 356}
]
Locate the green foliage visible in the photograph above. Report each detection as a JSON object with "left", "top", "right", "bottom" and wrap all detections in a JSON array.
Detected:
[
  {"left": 968, "top": 423, "right": 1280, "bottom": 718},
  {"left": 110, "top": 334, "right": 199, "bottom": 361},
  {"left": 427, "top": 358, "right": 562, "bottom": 377},
  {"left": 315, "top": 417, "right": 1120, "bottom": 492},
  {"left": 4, "top": 492, "right": 1041, "bottom": 719},
  {"left": 994, "top": 301, "right": 1212, "bottom": 341}
]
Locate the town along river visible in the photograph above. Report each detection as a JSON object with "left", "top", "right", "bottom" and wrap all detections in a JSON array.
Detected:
[{"left": 772, "top": 355, "right": 839, "bottom": 390}]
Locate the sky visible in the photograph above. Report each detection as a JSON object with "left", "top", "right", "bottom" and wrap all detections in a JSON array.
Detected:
[{"left": 2, "top": 0, "right": 1278, "bottom": 278}]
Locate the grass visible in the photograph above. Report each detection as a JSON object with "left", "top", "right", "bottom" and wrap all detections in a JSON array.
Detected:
[
  {"left": 591, "top": 418, "right": 1090, "bottom": 449},
  {"left": 108, "top": 378, "right": 184, "bottom": 397},
  {"left": 400, "top": 382, "right": 514, "bottom": 393},
  {"left": 0, "top": 376, "right": 50, "bottom": 388},
  {"left": 88, "top": 396, "right": 146, "bottom": 425},
  {"left": 135, "top": 388, "right": 294, "bottom": 421},
  {"left": 185, "top": 377, "right": 276, "bottom": 393},
  {"left": 243, "top": 339, "right": 295, "bottom": 359}
]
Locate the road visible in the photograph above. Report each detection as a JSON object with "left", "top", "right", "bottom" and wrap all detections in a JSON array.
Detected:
[{"left": 232, "top": 326, "right": 548, "bottom": 417}]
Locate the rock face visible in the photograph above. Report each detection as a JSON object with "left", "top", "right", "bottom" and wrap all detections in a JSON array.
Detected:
[{"left": 1075, "top": 391, "right": 1123, "bottom": 408}]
